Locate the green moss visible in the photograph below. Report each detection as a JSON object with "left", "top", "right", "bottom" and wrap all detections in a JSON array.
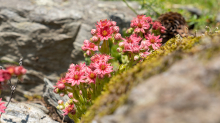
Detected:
[
  {"left": 81, "top": 33, "right": 220, "bottom": 123},
  {"left": 0, "top": 60, "right": 19, "bottom": 65}
]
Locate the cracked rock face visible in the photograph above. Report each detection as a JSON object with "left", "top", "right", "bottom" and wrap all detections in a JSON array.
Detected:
[
  {"left": 96, "top": 49, "right": 220, "bottom": 123},
  {"left": 1, "top": 102, "right": 58, "bottom": 123},
  {"left": 0, "top": 0, "right": 139, "bottom": 100}
]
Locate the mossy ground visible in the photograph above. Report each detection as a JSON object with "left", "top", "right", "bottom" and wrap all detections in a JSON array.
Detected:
[{"left": 80, "top": 32, "right": 220, "bottom": 123}]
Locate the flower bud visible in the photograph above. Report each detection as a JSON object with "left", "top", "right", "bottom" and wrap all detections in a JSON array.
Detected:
[
  {"left": 113, "top": 26, "right": 120, "bottom": 33},
  {"left": 54, "top": 87, "right": 59, "bottom": 93},
  {"left": 60, "top": 93, "right": 64, "bottom": 97},
  {"left": 83, "top": 39, "right": 90, "bottom": 44},
  {"left": 111, "top": 21, "right": 117, "bottom": 26},
  {"left": 68, "top": 93, "right": 74, "bottom": 99},
  {"left": 86, "top": 50, "right": 91, "bottom": 56},
  {"left": 21, "top": 69, "right": 26, "bottom": 74},
  {"left": 14, "top": 66, "right": 26, "bottom": 75},
  {"left": 91, "top": 29, "right": 97, "bottom": 35},
  {"left": 59, "top": 105, "right": 65, "bottom": 110},
  {"left": 118, "top": 42, "right": 124, "bottom": 47},
  {"left": 57, "top": 83, "right": 65, "bottom": 90},
  {"left": 73, "top": 98, "right": 78, "bottom": 103},
  {"left": 117, "top": 47, "right": 122, "bottom": 52},
  {"left": 68, "top": 99, "right": 74, "bottom": 105},
  {"left": 92, "top": 36, "right": 99, "bottom": 42},
  {"left": 114, "top": 33, "right": 122, "bottom": 41},
  {"left": 58, "top": 100, "right": 64, "bottom": 105},
  {"left": 57, "top": 105, "right": 64, "bottom": 110},
  {"left": 134, "top": 55, "right": 140, "bottom": 61},
  {"left": 126, "top": 28, "right": 133, "bottom": 33}
]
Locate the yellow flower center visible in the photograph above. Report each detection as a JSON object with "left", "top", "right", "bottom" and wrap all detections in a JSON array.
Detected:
[
  {"left": 90, "top": 73, "right": 95, "bottom": 78},
  {"left": 128, "top": 39, "right": 132, "bottom": 43},
  {"left": 150, "top": 39, "right": 155, "bottom": 43},
  {"left": 138, "top": 23, "right": 142, "bottom": 28},
  {"left": 102, "top": 30, "right": 108, "bottom": 36},
  {"left": 74, "top": 75, "right": 79, "bottom": 80},
  {"left": 62, "top": 80, "right": 66, "bottom": 83},
  {"left": 89, "top": 43, "right": 95, "bottom": 48},
  {"left": 100, "top": 64, "right": 106, "bottom": 70}
]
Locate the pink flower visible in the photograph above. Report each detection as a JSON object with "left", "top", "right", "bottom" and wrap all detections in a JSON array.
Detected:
[
  {"left": 133, "top": 19, "right": 150, "bottom": 33},
  {"left": 97, "top": 26, "right": 113, "bottom": 41},
  {"left": 111, "top": 21, "right": 117, "bottom": 26},
  {"left": 0, "top": 71, "right": 4, "bottom": 82},
  {"left": 136, "top": 15, "right": 152, "bottom": 23},
  {"left": 66, "top": 71, "right": 86, "bottom": 86},
  {"left": 91, "top": 35, "right": 99, "bottom": 42},
  {"left": 112, "top": 26, "right": 120, "bottom": 33},
  {"left": 90, "top": 54, "right": 111, "bottom": 63},
  {"left": 68, "top": 93, "right": 74, "bottom": 99},
  {"left": 145, "top": 34, "right": 162, "bottom": 50},
  {"left": 123, "top": 34, "right": 142, "bottom": 44},
  {"left": 123, "top": 43, "right": 140, "bottom": 54},
  {"left": 140, "top": 40, "right": 149, "bottom": 51},
  {"left": 152, "top": 21, "right": 166, "bottom": 33},
  {"left": 62, "top": 104, "right": 75, "bottom": 115},
  {"left": 0, "top": 98, "right": 6, "bottom": 116},
  {"left": 54, "top": 78, "right": 67, "bottom": 90},
  {"left": 85, "top": 68, "right": 97, "bottom": 84},
  {"left": 91, "top": 29, "right": 97, "bottom": 35},
  {"left": 96, "top": 19, "right": 112, "bottom": 28},
  {"left": 88, "top": 63, "right": 96, "bottom": 71},
  {"left": 81, "top": 41, "right": 98, "bottom": 51},
  {"left": 114, "top": 33, "right": 122, "bottom": 40},
  {"left": 140, "top": 51, "right": 151, "bottom": 58},
  {"left": 0, "top": 70, "right": 11, "bottom": 82},
  {"left": 14, "top": 66, "right": 26, "bottom": 76},
  {"left": 68, "top": 63, "right": 86, "bottom": 72},
  {"left": 94, "top": 62, "right": 113, "bottom": 78}
]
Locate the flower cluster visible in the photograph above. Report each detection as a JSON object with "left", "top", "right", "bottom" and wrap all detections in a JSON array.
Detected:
[
  {"left": 0, "top": 66, "right": 26, "bottom": 82},
  {"left": 118, "top": 15, "right": 165, "bottom": 63},
  {"left": 0, "top": 98, "right": 6, "bottom": 116},
  {"left": 82, "top": 19, "right": 122, "bottom": 56},
  {"left": 54, "top": 15, "right": 166, "bottom": 122},
  {"left": 0, "top": 65, "right": 26, "bottom": 117},
  {"left": 54, "top": 54, "right": 113, "bottom": 115}
]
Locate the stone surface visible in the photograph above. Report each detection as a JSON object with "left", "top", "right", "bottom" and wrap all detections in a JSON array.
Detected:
[
  {"left": 1, "top": 102, "right": 58, "bottom": 123},
  {"left": 43, "top": 78, "right": 74, "bottom": 123},
  {"left": 0, "top": 0, "right": 139, "bottom": 100},
  {"left": 95, "top": 43, "right": 220, "bottom": 123},
  {"left": 216, "top": 13, "right": 220, "bottom": 22}
]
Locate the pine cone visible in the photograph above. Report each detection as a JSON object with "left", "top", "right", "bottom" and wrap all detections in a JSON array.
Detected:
[{"left": 158, "top": 12, "right": 188, "bottom": 43}]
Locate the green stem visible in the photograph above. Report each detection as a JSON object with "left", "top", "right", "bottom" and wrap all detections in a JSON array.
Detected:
[
  {"left": 123, "top": 0, "right": 138, "bottom": 15},
  {"left": 91, "top": 83, "right": 96, "bottom": 100},
  {"left": 129, "top": 53, "right": 134, "bottom": 68}
]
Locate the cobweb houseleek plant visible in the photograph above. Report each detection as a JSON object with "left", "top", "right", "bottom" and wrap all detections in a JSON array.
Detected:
[{"left": 54, "top": 15, "right": 166, "bottom": 122}]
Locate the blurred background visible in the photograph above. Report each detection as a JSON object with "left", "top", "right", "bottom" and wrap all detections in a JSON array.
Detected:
[{"left": 0, "top": 0, "right": 220, "bottom": 122}]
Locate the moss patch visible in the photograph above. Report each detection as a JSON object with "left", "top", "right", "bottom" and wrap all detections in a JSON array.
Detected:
[{"left": 80, "top": 33, "right": 220, "bottom": 123}]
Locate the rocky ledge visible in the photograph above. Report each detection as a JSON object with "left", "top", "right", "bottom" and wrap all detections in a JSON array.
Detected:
[{"left": 82, "top": 33, "right": 220, "bottom": 123}]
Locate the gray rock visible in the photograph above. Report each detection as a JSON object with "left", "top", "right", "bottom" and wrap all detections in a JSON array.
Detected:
[
  {"left": 0, "top": 0, "right": 140, "bottom": 100},
  {"left": 43, "top": 78, "right": 74, "bottom": 123},
  {"left": 173, "top": 5, "right": 202, "bottom": 17},
  {"left": 1, "top": 103, "right": 58, "bottom": 123},
  {"left": 95, "top": 48, "right": 220, "bottom": 123},
  {"left": 216, "top": 13, "right": 220, "bottom": 22}
]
